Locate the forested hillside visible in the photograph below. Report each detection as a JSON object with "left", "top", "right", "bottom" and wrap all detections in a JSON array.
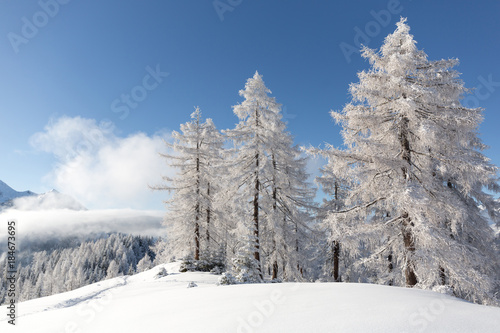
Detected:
[{"left": 0, "top": 233, "right": 156, "bottom": 305}]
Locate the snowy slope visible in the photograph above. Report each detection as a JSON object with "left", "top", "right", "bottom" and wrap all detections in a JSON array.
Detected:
[{"left": 1, "top": 262, "right": 499, "bottom": 333}]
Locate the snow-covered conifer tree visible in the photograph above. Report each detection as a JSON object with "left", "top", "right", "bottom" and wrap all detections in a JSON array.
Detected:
[
  {"left": 137, "top": 254, "right": 153, "bottom": 272},
  {"left": 315, "top": 163, "right": 352, "bottom": 282},
  {"left": 312, "top": 18, "right": 499, "bottom": 303},
  {"left": 269, "top": 146, "right": 317, "bottom": 281},
  {"left": 224, "top": 72, "right": 316, "bottom": 281},
  {"left": 200, "top": 117, "right": 225, "bottom": 263},
  {"left": 106, "top": 260, "right": 120, "bottom": 279},
  {"left": 153, "top": 108, "right": 225, "bottom": 265}
]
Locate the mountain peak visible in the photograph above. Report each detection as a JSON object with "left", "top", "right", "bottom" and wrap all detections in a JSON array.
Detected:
[
  {"left": 0, "top": 180, "right": 37, "bottom": 204},
  {"left": 0, "top": 180, "right": 86, "bottom": 210}
]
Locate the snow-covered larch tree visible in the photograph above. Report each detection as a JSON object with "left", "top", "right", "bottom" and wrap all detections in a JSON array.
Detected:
[
  {"left": 224, "top": 71, "right": 316, "bottom": 282},
  {"left": 152, "top": 107, "right": 225, "bottom": 267},
  {"left": 137, "top": 254, "right": 153, "bottom": 272},
  {"left": 311, "top": 18, "right": 499, "bottom": 303},
  {"left": 315, "top": 163, "right": 352, "bottom": 282},
  {"left": 106, "top": 260, "right": 120, "bottom": 279},
  {"left": 267, "top": 143, "right": 317, "bottom": 281}
]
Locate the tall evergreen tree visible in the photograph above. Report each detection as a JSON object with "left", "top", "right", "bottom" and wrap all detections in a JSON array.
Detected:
[
  {"left": 315, "top": 164, "right": 351, "bottom": 282},
  {"left": 224, "top": 72, "right": 316, "bottom": 281},
  {"left": 311, "top": 18, "right": 499, "bottom": 303},
  {"left": 153, "top": 108, "right": 224, "bottom": 263}
]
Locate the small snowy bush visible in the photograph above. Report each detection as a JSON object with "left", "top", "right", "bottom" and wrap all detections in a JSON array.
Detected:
[
  {"left": 231, "top": 247, "right": 262, "bottom": 283},
  {"left": 218, "top": 272, "right": 236, "bottom": 285},
  {"left": 235, "top": 268, "right": 261, "bottom": 284},
  {"left": 179, "top": 257, "right": 225, "bottom": 273},
  {"left": 432, "top": 285, "right": 454, "bottom": 296},
  {"left": 154, "top": 267, "right": 168, "bottom": 279},
  {"left": 210, "top": 266, "right": 223, "bottom": 275}
]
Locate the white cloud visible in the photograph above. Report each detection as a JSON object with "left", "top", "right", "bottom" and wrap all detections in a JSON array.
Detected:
[
  {"left": 30, "top": 116, "right": 174, "bottom": 210},
  {"left": 10, "top": 190, "right": 86, "bottom": 211},
  {"left": 0, "top": 208, "right": 165, "bottom": 240}
]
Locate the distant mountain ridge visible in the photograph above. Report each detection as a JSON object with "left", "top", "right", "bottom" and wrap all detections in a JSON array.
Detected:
[
  {"left": 0, "top": 180, "right": 35, "bottom": 203},
  {"left": 0, "top": 180, "right": 86, "bottom": 210}
]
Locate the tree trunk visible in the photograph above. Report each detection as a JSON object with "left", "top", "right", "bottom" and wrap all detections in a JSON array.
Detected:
[
  {"left": 194, "top": 146, "right": 201, "bottom": 261},
  {"left": 194, "top": 209, "right": 200, "bottom": 261},
  {"left": 206, "top": 183, "right": 211, "bottom": 245},
  {"left": 388, "top": 253, "right": 394, "bottom": 286},
  {"left": 332, "top": 181, "right": 341, "bottom": 282},
  {"left": 439, "top": 266, "right": 446, "bottom": 285},
  {"left": 271, "top": 153, "right": 278, "bottom": 281},
  {"left": 295, "top": 221, "right": 301, "bottom": 276},
  {"left": 399, "top": 116, "right": 412, "bottom": 181},
  {"left": 399, "top": 116, "right": 417, "bottom": 287},
  {"left": 402, "top": 213, "right": 417, "bottom": 287},
  {"left": 253, "top": 176, "right": 260, "bottom": 264},
  {"left": 333, "top": 240, "right": 340, "bottom": 282},
  {"left": 272, "top": 261, "right": 278, "bottom": 280},
  {"left": 253, "top": 153, "right": 262, "bottom": 279},
  {"left": 253, "top": 107, "right": 262, "bottom": 279}
]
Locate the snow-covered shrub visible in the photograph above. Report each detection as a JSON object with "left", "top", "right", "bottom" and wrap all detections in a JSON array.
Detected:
[
  {"left": 218, "top": 272, "right": 236, "bottom": 285},
  {"left": 197, "top": 259, "right": 223, "bottom": 273},
  {"left": 179, "top": 258, "right": 197, "bottom": 272},
  {"left": 154, "top": 267, "right": 168, "bottom": 279},
  {"left": 179, "top": 257, "right": 225, "bottom": 273},
  {"left": 210, "top": 266, "right": 223, "bottom": 275},
  {"left": 232, "top": 252, "right": 262, "bottom": 283},
  {"left": 432, "top": 285, "right": 454, "bottom": 296}
]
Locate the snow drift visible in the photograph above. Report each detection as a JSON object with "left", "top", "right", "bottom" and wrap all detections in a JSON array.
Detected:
[{"left": 1, "top": 262, "right": 499, "bottom": 333}]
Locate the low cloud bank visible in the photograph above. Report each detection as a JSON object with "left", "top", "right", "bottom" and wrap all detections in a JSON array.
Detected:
[{"left": 0, "top": 208, "right": 166, "bottom": 243}]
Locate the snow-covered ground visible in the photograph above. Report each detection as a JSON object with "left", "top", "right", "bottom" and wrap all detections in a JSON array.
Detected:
[{"left": 1, "top": 262, "right": 499, "bottom": 333}]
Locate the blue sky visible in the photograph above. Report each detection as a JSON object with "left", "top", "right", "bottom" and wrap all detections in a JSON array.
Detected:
[{"left": 1, "top": 0, "right": 499, "bottom": 210}]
